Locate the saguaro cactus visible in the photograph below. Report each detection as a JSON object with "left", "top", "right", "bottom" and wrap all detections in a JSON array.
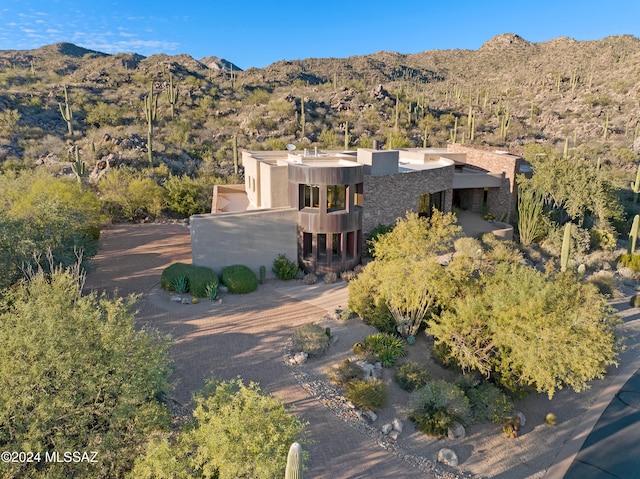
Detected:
[
  {"left": 58, "top": 84, "right": 73, "bottom": 136},
  {"left": 629, "top": 214, "right": 640, "bottom": 255},
  {"left": 71, "top": 145, "right": 85, "bottom": 184},
  {"left": 561, "top": 222, "right": 571, "bottom": 272},
  {"left": 232, "top": 135, "right": 239, "bottom": 175},
  {"left": 632, "top": 164, "right": 640, "bottom": 203},
  {"left": 300, "top": 98, "right": 306, "bottom": 139},
  {"left": 143, "top": 82, "right": 158, "bottom": 167},
  {"left": 344, "top": 121, "right": 350, "bottom": 150},
  {"left": 165, "top": 72, "right": 179, "bottom": 120},
  {"left": 284, "top": 442, "right": 303, "bottom": 479}
]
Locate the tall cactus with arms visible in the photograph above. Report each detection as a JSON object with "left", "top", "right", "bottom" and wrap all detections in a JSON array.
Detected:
[
  {"left": 284, "top": 442, "right": 303, "bottom": 479},
  {"left": 58, "top": 84, "right": 73, "bottom": 136}
]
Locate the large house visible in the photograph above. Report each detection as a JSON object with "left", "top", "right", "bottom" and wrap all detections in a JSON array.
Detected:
[{"left": 191, "top": 144, "right": 521, "bottom": 276}]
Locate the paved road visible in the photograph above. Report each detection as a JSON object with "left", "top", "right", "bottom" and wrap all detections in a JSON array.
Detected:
[{"left": 84, "top": 223, "right": 436, "bottom": 479}]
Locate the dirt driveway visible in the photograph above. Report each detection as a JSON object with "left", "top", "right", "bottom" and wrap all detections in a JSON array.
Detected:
[{"left": 84, "top": 223, "right": 436, "bottom": 479}]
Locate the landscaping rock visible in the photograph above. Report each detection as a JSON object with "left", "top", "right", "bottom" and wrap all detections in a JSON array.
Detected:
[
  {"left": 365, "top": 410, "right": 377, "bottom": 422},
  {"left": 170, "top": 296, "right": 182, "bottom": 303},
  {"left": 382, "top": 423, "right": 393, "bottom": 435},
  {"left": 181, "top": 298, "right": 191, "bottom": 304},
  {"left": 219, "top": 285, "right": 229, "bottom": 293},
  {"left": 389, "top": 430, "right": 400, "bottom": 441},
  {"left": 392, "top": 418, "right": 403, "bottom": 433},
  {"left": 515, "top": 411, "right": 526, "bottom": 428},
  {"left": 448, "top": 422, "right": 466, "bottom": 440},
  {"left": 438, "top": 448, "right": 459, "bottom": 467},
  {"left": 293, "top": 352, "right": 308, "bottom": 365}
]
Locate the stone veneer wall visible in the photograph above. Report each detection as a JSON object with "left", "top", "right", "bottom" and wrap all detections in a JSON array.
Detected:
[
  {"left": 447, "top": 145, "right": 521, "bottom": 223},
  {"left": 362, "top": 166, "right": 454, "bottom": 235}
]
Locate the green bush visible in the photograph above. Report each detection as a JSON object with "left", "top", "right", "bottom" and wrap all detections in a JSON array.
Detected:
[
  {"left": 356, "top": 333, "right": 407, "bottom": 367},
  {"left": 97, "top": 168, "right": 164, "bottom": 220},
  {"left": 455, "top": 376, "right": 514, "bottom": 424},
  {"left": 328, "top": 359, "right": 364, "bottom": 386},
  {"left": 221, "top": 264, "right": 258, "bottom": 293},
  {"left": 161, "top": 263, "right": 219, "bottom": 297},
  {"left": 347, "top": 262, "right": 396, "bottom": 334},
  {"left": 618, "top": 253, "right": 640, "bottom": 272},
  {"left": 189, "top": 265, "right": 219, "bottom": 297},
  {"left": 590, "top": 228, "right": 617, "bottom": 251},
  {"left": 345, "top": 379, "right": 388, "bottom": 411},
  {"left": 453, "top": 237, "right": 483, "bottom": 258},
  {"left": 587, "top": 272, "right": 617, "bottom": 297},
  {"left": 365, "top": 224, "right": 394, "bottom": 257},
  {"left": 409, "top": 380, "right": 472, "bottom": 437},
  {"left": 272, "top": 254, "right": 299, "bottom": 280},
  {"left": 163, "top": 174, "right": 212, "bottom": 217},
  {"left": 291, "top": 323, "right": 330, "bottom": 356},
  {"left": 394, "top": 361, "right": 430, "bottom": 392}
]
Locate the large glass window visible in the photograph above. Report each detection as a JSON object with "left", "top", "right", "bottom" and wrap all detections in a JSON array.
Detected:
[
  {"left": 327, "top": 185, "right": 346, "bottom": 211},
  {"left": 302, "top": 184, "right": 320, "bottom": 208},
  {"left": 303, "top": 232, "right": 312, "bottom": 258},
  {"left": 332, "top": 233, "right": 342, "bottom": 261},
  {"left": 318, "top": 233, "right": 327, "bottom": 262},
  {"left": 354, "top": 183, "right": 364, "bottom": 207}
]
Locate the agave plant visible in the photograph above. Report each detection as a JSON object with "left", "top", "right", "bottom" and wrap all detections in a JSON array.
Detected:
[{"left": 172, "top": 275, "right": 189, "bottom": 294}]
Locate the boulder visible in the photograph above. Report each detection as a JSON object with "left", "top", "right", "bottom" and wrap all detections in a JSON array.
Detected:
[
  {"left": 438, "top": 448, "right": 459, "bottom": 467},
  {"left": 293, "top": 352, "right": 308, "bottom": 365},
  {"left": 389, "top": 430, "right": 400, "bottom": 441},
  {"left": 170, "top": 296, "right": 182, "bottom": 303},
  {"left": 392, "top": 418, "right": 403, "bottom": 433},
  {"left": 365, "top": 410, "right": 377, "bottom": 422},
  {"left": 382, "top": 423, "right": 393, "bottom": 435},
  {"left": 448, "top": 422, "right": 466, "bottom": 440},
  {"left": 515, "top": 411, "right": 526, "bottom": 428}
]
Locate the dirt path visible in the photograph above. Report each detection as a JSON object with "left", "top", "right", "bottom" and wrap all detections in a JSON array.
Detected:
[{"left": 84, "top": 223, "right": 436, "bottom": 479}]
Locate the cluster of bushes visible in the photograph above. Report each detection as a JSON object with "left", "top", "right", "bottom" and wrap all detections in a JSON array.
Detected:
[
  {"left": 161, "top": 262, "right": 219, "bottom": 298},
  {"left": 221, "top": 264, "right": 258, "bottom": 293},
  {"left": 353, "top": 333, "right": 407, "bottom": 367},
  {"left": 272, "top": 254, "right": 298, "bottom": 280},
  {"left": 408, "top": 376, "right": 514, "bottom": 438}
]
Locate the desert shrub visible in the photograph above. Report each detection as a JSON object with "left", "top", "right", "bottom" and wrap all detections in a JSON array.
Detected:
[
  {"left": 408, "top": 381, "right": 472, "bottom": 437},
  {"left": 481, "top": 234, "right": 524, "bottom": 264},
  {"left": 189, "top": 265, "right": 219, "bottom": 297},
  {"left": 590, "top": 228, "right": 617, "bottom": 251},
  {"left": 97, "top": 168, "right": 164, "bottom": 220},
  {"left": 291, "top": 323, "right": 330, "bottom": 356},
  {"left": 394, "top": 361, "right": 430, "bottom": 392},
  {"left": 340, "top": 308, "right": 354, "bottom": 320},
  {"left": 272, "top": 254, "right": 298, "bottom": 280},
  {"left": 161, "top": 262, "right": 193, "bottom": 291},
  {"left": 340, "top": 270, "right": 357, "bottom": 282},
  {"left": 345, "top": 379, "right": 387, "bottom": 410},
  {"left": 453, "top": 237, "right": 483, "bottom": 258},
  {"left": 542, "top": 223, "right": 591, "bottom": 258},
  {"left": 328, "top": 359, "right": 364, "bottom": 386},
  {"left": 163, "top": 174, "right": 211, "bottom": 216},
  {"left": 302, "top": 273, "right": 317, "bottom": 284},
  {"left": 221, "top": 265, "right": 258, "bottom": 294},
  {"left": 356, "top": 333, "right": 407, "bottom": 367},
  {"left": 630, "top": 294, "right": 640, "bottom": 308},
  {"left": 347, "top": 262, "right": 396, "bottom": 334},
  {"left": 323, "top": 272, "right": 338, "bottom": 284},
  {"left": 618, "top": 253, "right": 640, "bottom": 272},
  {"left": 587, "top": 271, "right": 617, "bottom": 297},
  {"left": 85, "top": 101, "right": 127, "bottom": 127},
  {"left": 455, "top": 376, "right": 514, "bottom": 424}
]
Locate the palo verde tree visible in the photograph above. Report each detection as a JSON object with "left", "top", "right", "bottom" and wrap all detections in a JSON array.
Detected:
[
  {"left": 0, "top": 263, "right": 172, "bottom": 479},
  {"left": 130, "top": 378, "right": 307, "bottom": 479},
  {"left": 428, "top": 263, "right": 621, "bottom": 398}
]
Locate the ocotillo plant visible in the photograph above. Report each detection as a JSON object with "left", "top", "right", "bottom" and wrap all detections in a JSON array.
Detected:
[
  {"left": 143, "top": 83, "right": 158, "bottom": 167},
  {"left": 58, "top": 84, "right": 73, "bottom": 136},
  {"left": 284, "top": 442, "right": 303, "bottom": 479},
  {"left": 165, "top": 73, "right": 179, "bottom": 120},
  {"left": 628, "top": 215, "right": 640, "bottom": 255},
  {"left": 561, "top": 222, "right": 572, "bottom": 272},
  {"left": 71, "top": 145, "right": 85, "bottom": 184}
]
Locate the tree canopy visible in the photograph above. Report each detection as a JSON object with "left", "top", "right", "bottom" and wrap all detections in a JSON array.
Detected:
[
  {"left": 428, "top": 263, "right": 621, "bottom": 398},
  {"left": 0, "top": 263, "right": 171, "bottom": 479},
  {"left": 130, "top": 378, "right": 307, "bottom": 479}
]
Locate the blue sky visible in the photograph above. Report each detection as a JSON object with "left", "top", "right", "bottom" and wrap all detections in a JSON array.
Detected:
[{"left": 1, "top": 0, "right": 639, "bottom": 70}]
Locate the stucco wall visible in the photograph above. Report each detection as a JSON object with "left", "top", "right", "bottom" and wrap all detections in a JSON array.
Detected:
[
  {"left": 447, "top": 145, "right": 521, "bottom": 223},
  {"left": 362, "top": 166, "right": 454, "bottom": 235},
  {"left": 190, "top": 208, "right": 298, "bottom": 278}
]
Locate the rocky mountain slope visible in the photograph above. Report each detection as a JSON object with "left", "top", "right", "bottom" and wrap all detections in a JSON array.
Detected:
[{"left": 0, "top": 34, "right": 638, "bottom": 180}]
